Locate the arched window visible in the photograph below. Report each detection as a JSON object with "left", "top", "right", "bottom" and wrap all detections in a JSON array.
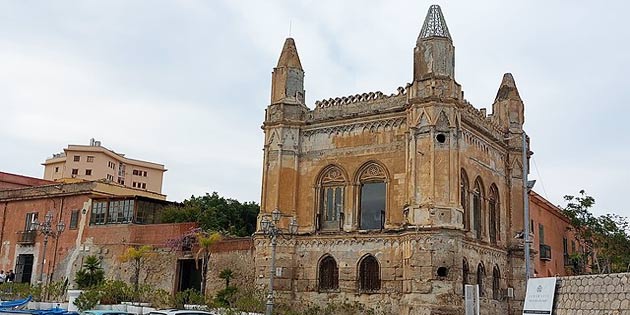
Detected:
[
  {"left": 460, "top": 170, "right": 470, "bottom": 230},
  {"left": 489, "top": 184, "right": 499, "bottom": 244},
  {"left": 318, "top": 255, "right": 339, "bottom": 291},
  {"left": 473, "top": 178, "right": 485, "bottom": 240},
  {"left": 492, "top": 266, "right": 501, "bottom": 300},
  {"left": 462, "top": 258, "right": 469, "bottom": 296},
  {"left": 317, "top": 165, "right": 347, "bottom": 231},
  {"left": 477, "top": 263, "right": 486, "bottom": 297},
  {"left": 357, "top": 162, "right": 387, "bottom": 230},
  {"left": 359, "top": 255, "right": 380, "bottom": 292}
]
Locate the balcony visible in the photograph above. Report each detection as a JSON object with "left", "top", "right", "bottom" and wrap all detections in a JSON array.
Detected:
[
  {"left": 17, "top": 230, "right": 36, "bottom": 245},
  {"left": 539, "top": 244, "right": 552, "bottom": 261},
  {"left": 564, "top": 253, "right": 572, "bottom": 266}
]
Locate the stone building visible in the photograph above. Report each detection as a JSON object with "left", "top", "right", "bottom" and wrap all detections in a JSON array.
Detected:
[{"left": 256, "top": 5, "right": 532, "bottom": 315}]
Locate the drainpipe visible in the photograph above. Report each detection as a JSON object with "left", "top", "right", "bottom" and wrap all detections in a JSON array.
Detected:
[{"left": 0, "top": 202, "right": 7, "bottom": 259}]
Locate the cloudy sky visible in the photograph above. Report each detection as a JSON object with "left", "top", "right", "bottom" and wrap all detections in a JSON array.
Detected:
[{"left": 1, "top": 1, "right": 628, "bottom": 217}]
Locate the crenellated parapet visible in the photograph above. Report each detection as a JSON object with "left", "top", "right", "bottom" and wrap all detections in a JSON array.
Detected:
[
  {"left": 314, "top": 86, "right": 408, "bottom": 109},
  {"left": 460, "top": 99, "right": 506, "bottom": 141},
  {"left": 308, "top": 86, "right": 409, "bottom": 122}
]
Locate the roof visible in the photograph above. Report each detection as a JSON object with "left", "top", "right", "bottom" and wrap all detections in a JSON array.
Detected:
[
  {"left": 418, "top": 5, "right": 451, "bottom": 40},
  {"left": 0, "top": 171, "right": 54, "bottom": 190}
]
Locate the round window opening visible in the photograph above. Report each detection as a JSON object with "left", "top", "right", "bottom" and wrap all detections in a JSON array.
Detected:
[
  {"left": 436, "top": 133, "right": 446, "bottom": 143},
  {"left": 437, "top": 267, "right": 449, "bottom": 278}
]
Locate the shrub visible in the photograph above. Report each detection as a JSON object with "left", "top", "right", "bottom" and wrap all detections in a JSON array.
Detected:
[
  {"left": 214, "top": 286, "right": 237, "bottom": 307},
  {"left": 75, "top": 256, "right": 105, "bottom": 289},
  {"left": 73, "top": 289, "right": 100, "bottom": 311},
  {"left": 173, "top": 288, "right": 206, "bottom": 309},
  {"left": 149, "top": 289, "right": 174, "bottom": 309},
  {"left": 0, "top": 282, "right": 31, "bottom": 300},
  {"left": 99, "top": 280, "right": 131, "bottom": 304},
  {"left": 231, "top": 287, "right": 265, "bottom": 314},
  {"left": 43, "top": 280, "right": 68, "bottom": 302}
]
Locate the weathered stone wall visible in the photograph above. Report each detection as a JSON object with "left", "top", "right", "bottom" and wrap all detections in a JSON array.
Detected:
[
  {"left": 205, "top": 239, "right": 255, "bottom": 297},
  {"left": 553, "top": 273, "right": 630, "bottom": 314}
]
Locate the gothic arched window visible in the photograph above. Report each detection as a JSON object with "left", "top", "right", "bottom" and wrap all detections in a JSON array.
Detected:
[
  {"left": 317, "top": 165, "right": 347, "bottom": 231},
  {"left": 492, "top": 265, "right": 501, "bottom": 300},
  {"left": 489, "top": 184, "right": 499, "bottom": 244},
  {"left": 460, "top": 169, "right": 470, "bottom": 230},
  {"left": 357, "top": 162, "right": 387, "bottom": 230},
  {"left": 318, "top": 255, "right": 339, "bottom": 291},
  {"left": 359, "top": 255, "right": 380, "bottom": 292},
  {"left": 462, "top": 258, "right": 469, "bottom": 296},
  {"left": 477, "top": 263, "right": 486, "bottom": 297},
  {"left": 473, "top": 177, "right": 485, "bottom": 240}
]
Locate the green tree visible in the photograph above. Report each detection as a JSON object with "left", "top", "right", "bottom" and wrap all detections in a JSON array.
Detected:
[
  {"left": 219, "top": 268, "right": 234, "bottom": 289},
  {"left": 195, "top": 231, "right": 222, "bottom": 295},
  {"left": 161, "top": 192, "right": 259, "bottom": 237},
  {"left": 75, "top": 255, "right": 105, "bottom": 289},
  {"left": 562, "top": 190, "right": 630, "bottom": 274},
  {"left": 119, "top": 245, "right": 154, "bottom": 300}
]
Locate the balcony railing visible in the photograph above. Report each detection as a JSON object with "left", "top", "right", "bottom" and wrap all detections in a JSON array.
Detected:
[
  {"left": 540, "top": 244, "right": 552, "bottom": 261},
  {"left": 564, "top": 253, "right": 572, "bottom": 266},
  {"left": 17, "top": 230, "right": 36, "bottom": 245}
]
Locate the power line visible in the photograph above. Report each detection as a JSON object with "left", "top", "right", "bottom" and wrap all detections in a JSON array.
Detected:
[{"left": 532, "top": 156, "right": 549, "bottom": 199}]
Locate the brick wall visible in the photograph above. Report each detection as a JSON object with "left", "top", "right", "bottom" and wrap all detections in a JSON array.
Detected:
[{"left": 554, "top": 273, "right": 630, "bottom": 314}]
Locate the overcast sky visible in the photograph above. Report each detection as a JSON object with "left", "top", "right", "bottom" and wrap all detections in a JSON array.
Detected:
[{"left": 1, "top": 1, "right": 628, "bottom": 218}]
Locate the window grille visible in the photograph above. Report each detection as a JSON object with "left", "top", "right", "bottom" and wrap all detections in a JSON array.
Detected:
[
  {"left": 477, "top": 263, "right": 485, "bottom": 297},
  {"left": 359, "top": 255, "right": 380, "bottom": 292},
  {"left": 318, "top": 256, "right": 339, "bottom": 291},
  {"left": 492, "top": 266, "right": 501, "bottom": 300}
]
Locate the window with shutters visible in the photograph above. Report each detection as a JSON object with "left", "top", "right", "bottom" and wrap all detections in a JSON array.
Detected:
[{"left": 69, "top": 210, "right": 79, "bottom": 229}]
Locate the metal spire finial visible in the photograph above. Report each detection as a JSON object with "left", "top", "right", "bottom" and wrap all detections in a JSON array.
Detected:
[{"left": 419, "top": 5, "right": 451, "bottom": 40}]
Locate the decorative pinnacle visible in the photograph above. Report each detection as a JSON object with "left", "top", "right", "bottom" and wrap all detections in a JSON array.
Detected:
[
  {"left": 495, "top": 73, "right": 522, "bottom": 102},
  {"left": 277, "top": 38, "right": 303, "bottom": 70},
  {"left": 418, "top": 5, "right": 451, "bottom": 41}
]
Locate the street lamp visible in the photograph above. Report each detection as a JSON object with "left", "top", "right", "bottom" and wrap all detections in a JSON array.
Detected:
[
  {"left": 260, "top": 208, "right": 298, "bottom": 315},
  {"left": 31, "top": 211, "right": 65, "bottom": 284}
]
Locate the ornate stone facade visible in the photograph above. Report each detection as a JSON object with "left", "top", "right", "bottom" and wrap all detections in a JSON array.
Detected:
[{"left": 256, "top": 5, "right": 531, "bottom": 315}]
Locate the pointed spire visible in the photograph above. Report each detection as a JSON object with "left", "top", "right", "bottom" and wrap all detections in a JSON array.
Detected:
[
  {"left": 418, "top": 5, "right": 451, "bottom": 41},
  {"left": 494, "top": 73, "right": 522, "bottom": 102},
  {"left": 277, "top": 38, "right": 302, "bottom": 70}
]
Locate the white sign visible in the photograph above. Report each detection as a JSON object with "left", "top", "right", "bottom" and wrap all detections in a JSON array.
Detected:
[
  {"left": 523, "top": 277, "right": 557, "bottom": 315},
  {"left": 464, "top": 284, "right": 479, "bottom": 315},
  {"left": 275, "top": 267, "right": 282, "bottom": 277}
]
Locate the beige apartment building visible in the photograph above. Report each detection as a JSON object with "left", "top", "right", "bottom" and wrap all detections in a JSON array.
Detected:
[{"left": 43, "top": 139, "right": 166, "bottom": 193}]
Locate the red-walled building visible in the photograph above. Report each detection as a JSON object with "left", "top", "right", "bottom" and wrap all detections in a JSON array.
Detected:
[
  {"left": 529, "top": 191, "right": 582, "bottom": 277},
  {"left": 0, "top": 171, "right": 54, "bottom": 190},
  {"left": 0, "top": 179, "right": 197, "bottom": 291}
]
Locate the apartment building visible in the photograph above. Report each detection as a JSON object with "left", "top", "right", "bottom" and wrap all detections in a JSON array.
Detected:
[{"left": 42, "top": 139, "right": 166, "bottom": 194}]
